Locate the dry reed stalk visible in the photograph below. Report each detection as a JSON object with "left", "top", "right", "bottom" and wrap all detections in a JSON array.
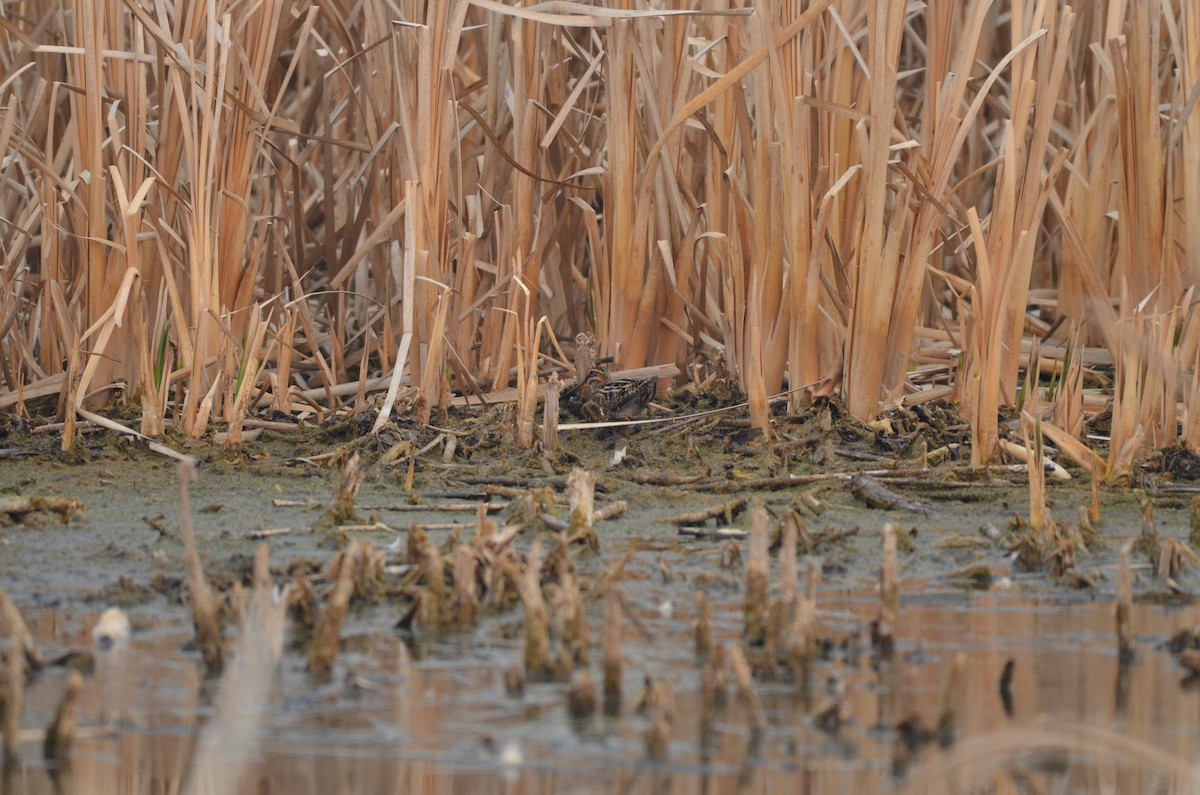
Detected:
[
  {"left": 3, "top": 0, "right": 1200, "bottom": 484},
  {"left": 308, "top": 541, "right": 361, "bottom": 677},
  {"left": 518, "top": 540, "right": 553, "bottom": 678},
  {"left": 224, "top": 304, "right": 273, "bottom": 447},
  {"left": 178, "top": 461, "right": 223, "bottom": 674},
  {"left": 874, "top": 523, "right": 898, "bottom": 656},
  {"left": 1022, "top": 416, "right": 1048, "bottom": 531},
  {"left": 542, "top": 372, "right": 560, "bottom": 454},
  {"left": 743, "top": 500, "right": 770, "bottom": 645},
  {"left": 602, "top": 585, "right": 622, "bottom": 716}
]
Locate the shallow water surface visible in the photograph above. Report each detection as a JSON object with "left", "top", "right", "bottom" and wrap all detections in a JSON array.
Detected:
[{"left": 11, "top": 583, "right": 1200, "bottom": 795}]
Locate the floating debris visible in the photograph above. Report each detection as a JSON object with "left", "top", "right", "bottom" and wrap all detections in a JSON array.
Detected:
[
  {"left": 849, "top": 474, "right": 932, "bottom": 515},
  {"left": 0, "top": 495, "right": 85, "bottom": 525},
  {"left": 92, "top": 607, "right": 130, "bottom": 649},
  {"left": 666, "top": 497, "right": 746, "bottom": 527}
]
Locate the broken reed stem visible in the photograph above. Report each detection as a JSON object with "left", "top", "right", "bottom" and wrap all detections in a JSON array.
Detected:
[
  {"left": 779, "top": 511, "right": 798, "bottom": 604},
  {"left": 326, "top": 452, "right": 363, "bottom": 525},
  {"left": 556, "top": 564, "right": 589, "bottom": 668},
  {"left": 453, "top": 545, "right": 479, "bottom": 626},
  {"left": 178, "top": 460, "right": 223, "bottom": 674},
  {"left": 566, "top": 467, "right": 595, "bottom": 537},
  {"left": 308, "top": 541, "right": 361, "bottom": 677},
  {"left": 643, "top": 679, "right": 675, "bottom": 762},
  {"left": 744, "top": 500, "right": 770, "bottom": 645},
  {"left": 416, "top": 529, "right": 446, "bottom": 627},
  {"left": 519, "top": 539, "right": 553, "bottom": 678},
  {"left": 43, "top": 670, "right": 84, "bottom": 762},
  {"left": 603, "top": 586, "right": 623, "bottom": 715},
  {"left": 875, "top": 523, "right": 899, "bottom": 656},
  {"left": 727, "top": 642, "right": 767, "bottom": 740},
  {"left": 1117, "top": 540, "right": 1136, "bottom": 660}
]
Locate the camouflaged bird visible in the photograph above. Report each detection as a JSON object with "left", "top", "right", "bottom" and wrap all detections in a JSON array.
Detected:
[{"left": 562, "top": 367, "right": 657, "bottom": 422}]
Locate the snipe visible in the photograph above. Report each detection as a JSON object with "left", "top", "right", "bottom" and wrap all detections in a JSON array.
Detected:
[{"left": 562, "top": 368, "right": 657, "bottom": 422}]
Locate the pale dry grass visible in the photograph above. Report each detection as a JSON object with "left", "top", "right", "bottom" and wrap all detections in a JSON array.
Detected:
[{"left": 1, "top": 0, "right": 1198, "bottom": 476}]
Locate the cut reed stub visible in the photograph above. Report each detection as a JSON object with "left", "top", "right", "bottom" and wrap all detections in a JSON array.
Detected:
[
  {"left": 872, "top": 523, "right": 899, "bottom": 657},
  {"left": 308, "top": 541, "right": 362, "bottom": 677},
  {"left": 566, "top": 467, "right": 597, "bottom": 551},
  {"left": 554, "top": 564, "right": 589, "bottom": 668},
  {"left": 694, "top": 590, "right": 713, "bottom": 662},
  {"left": 566, "top": 671, "right": 598, "bottom": 720},
  {"left": 1136, "top": 496, "right": 1158, "bottom": 559},
  {"left": 325, "top": 452, "right": 364, "bottom": 527},
  {"left": 727, "top": 642, "right": 767, "bottom": 740},
  {"left": 1116, "top": 540, "right": 1136, "bottom": 662},
  {"left": 43, "top": 669, "right": 83, "bottom": 762},
  {"left": 504, "top": 666, "right": 525, "bottom": 698},
  {"left": 935, "top": 652, "right": 966, "bottom": 747},
  {"left": 178, "top": 461, "right": 223, "bottom": 674},
  {"left": 602, "top": 586, "right": 623, "bottom": 716},
  {"left": 519, "top": 540, "right": 554, "bottom": 679},
  {"left": 743, "top": 500, "right": 770, "bottom": 646},
  {"left": 642, "top": 679, "right": 675, "bottom": 762}
]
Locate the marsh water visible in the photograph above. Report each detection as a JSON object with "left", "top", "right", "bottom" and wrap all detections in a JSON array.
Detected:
[{"left": 4, "top": 415, "right": 1200, "bottom": 794}]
